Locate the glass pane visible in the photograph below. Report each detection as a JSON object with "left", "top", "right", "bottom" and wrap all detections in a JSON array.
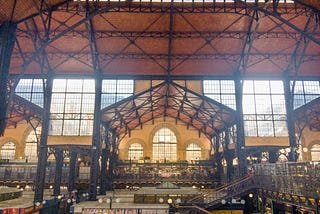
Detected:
[
  {"left": 203, "top": 80, "right": 220, "bottom": 93},
  {"left": 254, "top": 81, "right": 270, "bottom": 94},
  {"left": 15, "top": 79, "right": 45, "bottom": 107},
  {"left": 66, "top": 79, "right": 83, "bottom": 92},
  {"left": 49, "top": 120, "right": 63, "bottom": 135},
  {"left": 101, "top": 79, "right": 134, "bottom": 108},
  {"left": 25, "top": 142, "right": 38, "bottom": 162},
  {"left": 17, "top": 93, "right": 31, "bottom": 101},
  {"left": 50, "top": 94, "right": 65, "bottom": 113},
  {"left": 293, "top": 81, "right": 304, "bottom": 94},
  {"left": 0, "top": 142, "right": 16, "bottom": 160},
  {"left": 80, "top": 120, "right": 93, "bottom": 135},
  {"left": 311, "top": 144, "right": 320, "bottom": 161},
  {"left": 82, "top": 94, "right": 95, "bottom": 113},
  {"left": 255, "top": 95, "right": 271, "bottom": 114},
  {"left": 63, "top": 120, "right": 80, "bottom": 136},
  {"left": 50, "top": 78, "right": 95, "bottom": 136},
  {"left": 117, "top": 80, "right": 134, "bottom": 93},
  {"left": 32, "top": 93, "right": 44, "bottom": 107},
  {"left": 220, "top": 80, "right": 235, "bottom": 93},
  {"left": 83, "top": 79, "right": 95, "bottom": 92},
  {"left": 304, "top": 81, "right": 320, "bottom": 94},
  {"left": 65, "top": 94, "right": 81, "bottom": 113},
  {"left": 271, "top": 95, "right": 286, "bottom": 114},
  {"left": 32, "top": 79, "right": 44, "bottom": 92},
  {"left": 257, "top": 121, "right": 273, "bottom": 137},
  {"left": 244, "top": 120, "right": 257, "bottom": 136},
  {"left": 293, "top": 81, "right": 320, "bottom": 109},
  {"left": 16, "top": 79, "right": 32, "bottom": 92},
  {"left": 242, "top": 80, "right": 254, "bottom": 94},
  {"left": 203, "top": 80, "right": 235, "bottom": 109},
  {"left": 52, "top": 79, "right": 66, "bottom": 92},
  {"left": 186, "top": 143, "right": 201, "bottom": 162},
  {"left": 153, "top": 128, "right": 177, "bottom": 161},
  {"left": 270, "top": 81, "right": 284, "bottom": 94},
  {"left": 243, "top": 80, "right": 287, "bottom": 137},
  {"left": 128, "top": 143, "right": 144, "bottom": 161},
  {"left": 274, "top": 121, "right": 288, "bottom": 137},
  {"left": 102, "top": 80, "right": 117, "bottom": 93},
  {"left": 242, "top": 95, "right": 256, "bottom": 114},
  {"left": 293, "top": 94, "right": 305, "bottom": 109},
  {"left": 206, "top": 94, "right": 221, "bottom": 102}
]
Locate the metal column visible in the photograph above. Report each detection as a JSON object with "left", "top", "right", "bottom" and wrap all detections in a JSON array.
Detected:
[
  {"left": 0, "top": 22, "right": 17, "bottom": 136},
  {"left": 234, "top": 78, "right": 247, "bottom": 176},
  {"left": 224, "top": 129, "right": 234, "bottom": 182},
  {"left": 68, "top": 150, "right": 78, "bottom": 192},
  {"left": 105, "top": 129, "right": 113, "bottom": 191},
  {"left": 268, "top": 150, "right": 278, "bottom": 163},
  {"left": 283, "top": 79, "right": 298, "bottom": 162},
  {"left": 34, "top": 77, "right": 53, "bottom": 203},
  {"left": 213, "top": 136, "right": 223, "bottom": 184},
  {"left": 106, "top": 130, "right": 117, "bottom": 191},
  {"left": 100, "top": 125, "right": 109, "bottom": 195},
  {"left": 53, "top": 148, "right": 63, "bottom": 196},
  {"left": 88, "top": 77, "right": 102, "bottom": 200}
]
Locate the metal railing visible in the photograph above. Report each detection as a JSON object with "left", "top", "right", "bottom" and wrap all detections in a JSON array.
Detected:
[{"left": 184, "top": 176, "right": 255, "bottom": 209}]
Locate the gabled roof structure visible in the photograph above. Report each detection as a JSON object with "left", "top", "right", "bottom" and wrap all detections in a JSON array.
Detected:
[
  {"left": 102, "top": 81, "right": 236, "bottom": 139},
  {"left": 0, "top": 0, "right": 320, "bottom": 78}
]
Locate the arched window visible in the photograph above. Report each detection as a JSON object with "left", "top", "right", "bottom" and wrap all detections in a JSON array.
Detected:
[
  {"left": 153, "top": 127, "right": 177, "bottom": 162},
  {"left": 25, "top": 127, "right": 41, "bottom": 162},
  {"left": 186, "top": 143, "right": 201, "bottom": 162},
  {"left": 0, "top": 142, "right": 16, "bottom": 160},
  {"left": 311, "top": 144, "right": 320, "bottom": 161},
  {"left": 128, "top": 143, "right": 143, "bottom": 161}
]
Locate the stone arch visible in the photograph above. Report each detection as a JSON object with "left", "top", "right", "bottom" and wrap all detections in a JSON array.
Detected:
[
  {"left": 0, "top": 137, "right": 18, "bottom": 147},
  {"left": 185, "top": 139, "right": 203, "bottom": 162},
  {"left": 149, "top": 122, "right": 181, "bottom": 145},
  {"left": 0, "top": 137, "right": 18, "bottom": 160},
  {"left": 308, "top": 140, "right": 320, "bottom": 161},
  {"left": 149, "top": 123, "right": 179, "bottom": 162},
  {"left": 125, "top": 138, "right": 146, "bottom": 161}
]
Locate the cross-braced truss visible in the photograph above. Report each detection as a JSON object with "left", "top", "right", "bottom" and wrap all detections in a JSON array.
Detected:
[
  {"left": 102, "top": 81, "right": 236, "bottom": 139},
  {"left": 0, "top": 0, "right": 319, "bottom": 79},
  {"left": 7, "top": 94, "right": 43, "bottom": 128}
]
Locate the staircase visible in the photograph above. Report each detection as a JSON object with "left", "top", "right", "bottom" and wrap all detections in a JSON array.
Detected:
[
  {"left": 176, "top": 205, "right": 212, "bottom": 214},
  {"left": 180, "top": 176, "right": 255, "bottom": 210}
]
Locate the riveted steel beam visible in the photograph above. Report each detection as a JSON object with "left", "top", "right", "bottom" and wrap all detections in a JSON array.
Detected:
[
  {"left": 0, "top": 22, "right": 17, "bottom": 136},
  {"left": 53, "top": 148, "right": 64, "bottom": 196}
]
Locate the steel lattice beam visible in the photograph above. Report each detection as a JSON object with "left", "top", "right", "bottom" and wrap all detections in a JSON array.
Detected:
[
  {"left": 56, "top": 1, "right": 313, "bottom": 15},
  {"left": 235, "top": 0, "right": 320, "bottom": 46},
  {"left": 0, "top": 22, "right": 17, "bottom": 136},
  {"left": 12, "top": 0, "right": 320, "bottom": 77},
  {"left": 34, "top": 77, "right": 52, "bottom": 203},
  {"left": 18, "top": 29, "right": 320, "bottom": 40}
]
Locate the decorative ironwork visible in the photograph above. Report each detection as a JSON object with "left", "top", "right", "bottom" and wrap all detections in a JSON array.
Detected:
[
  {"left": 102, "top": 81, "right": 237, "bottom": 140},
  {"left": 254, "top": 162, "right": 320, "bottom": 211}
]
